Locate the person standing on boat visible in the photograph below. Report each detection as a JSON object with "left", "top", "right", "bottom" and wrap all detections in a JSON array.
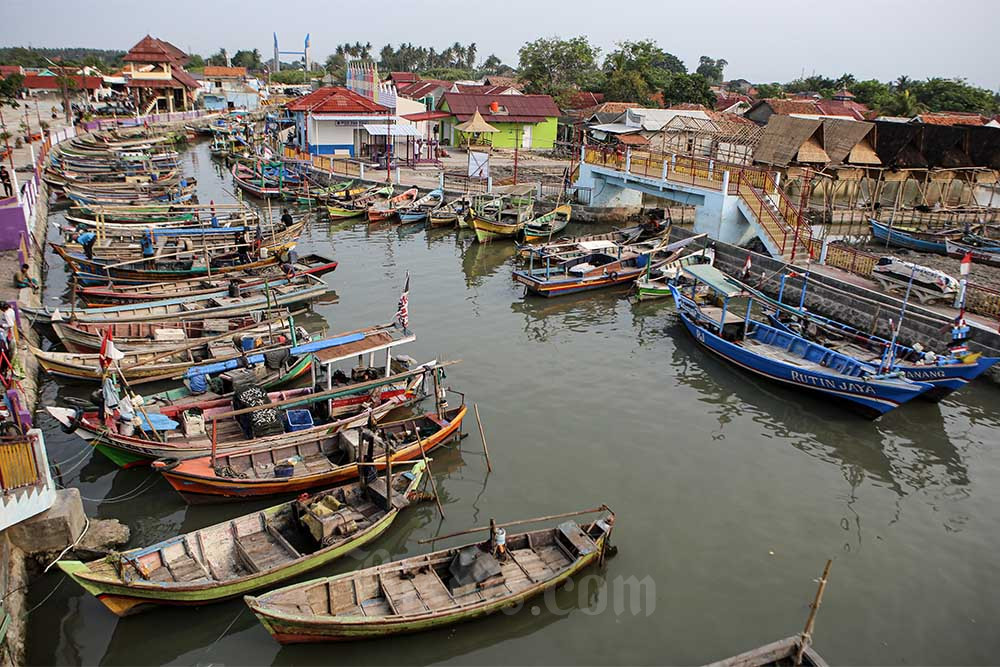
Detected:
[
  {"left": 76, "top": 230, "right": 97, "bottom": 260},
  {"left": 140, "top": 227, "right": 156, "bottom": 265},
  {"left": 280, "top": 208, "right": 293, "bottom": 228}
]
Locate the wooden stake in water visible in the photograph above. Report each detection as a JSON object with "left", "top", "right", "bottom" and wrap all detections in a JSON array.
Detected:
[
  {"left": 795, "top": 559, "right": 832, "bottom": 666},
  {"left": 473, "top": 403, "right": 493, "bottom": 472},
  {"left": 415, "top": 426, "right": 445, "bottom": 519}
]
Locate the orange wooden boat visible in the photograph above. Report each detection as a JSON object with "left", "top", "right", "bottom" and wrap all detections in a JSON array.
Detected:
[
  {"left": 152, "top": 405, "right": 466, "bottom": 503},
  {"left": 366, "top": 188, "right": 418, "bottom": 223}
]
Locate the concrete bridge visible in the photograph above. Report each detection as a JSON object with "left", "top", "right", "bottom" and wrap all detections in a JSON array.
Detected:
[{"left": 575, "top": 147, "right": 816, "bottom": 262}]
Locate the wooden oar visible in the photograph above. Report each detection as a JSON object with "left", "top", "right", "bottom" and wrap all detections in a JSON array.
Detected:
[{"left": 417, "top": 505, "right": 611, "bottom": 545}]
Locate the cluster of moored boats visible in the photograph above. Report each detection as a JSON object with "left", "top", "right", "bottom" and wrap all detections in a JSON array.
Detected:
[{"left": 36, "top": 126, "right": 636, "bottom": 649}]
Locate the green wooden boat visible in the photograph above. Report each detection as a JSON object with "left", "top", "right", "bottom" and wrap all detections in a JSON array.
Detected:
[
  {"left": 245, "top": 507, "right": 616, "bottom": 643},
  {"left": 326, "top": 186, "right": 393, "bottom": 218},
  {"left": 59, "top": 463, "right": 427, "bottom": 616}
]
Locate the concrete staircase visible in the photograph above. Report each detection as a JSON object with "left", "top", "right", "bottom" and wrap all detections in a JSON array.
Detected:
[{"left": 732, "top": 175, "right": 814, "bottom": 263}]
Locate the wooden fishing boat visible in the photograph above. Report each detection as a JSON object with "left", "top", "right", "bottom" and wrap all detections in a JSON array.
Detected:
[
  {"left": 868, "top": 219, "right": 971, "bottom": 254},
  {"left": 24, "top": 274, "right": 328, "bottom": 325},
  {"left": 756, "top": 281, "right": 999, "bottom": 401},
  {"left": 470, "top": 190, "right": 535, "bottom": 243},
  {"left": 429, "top": 197, "right": 472, "bottom": 228},
  {"left": 516, "top": 220, "right": 665, "bottom": 259},
  {"left": 670, "top": 263, "right": 933, "bottom": 417},
  {"left": 945, "top": 237, "right": 1000, "bottom": 267},
  {"left": 58, "top": 462, "right": 428, "bottom": 616},
  {"left": 48, "top": 376, "right": 419, "bottom": 469},
  {"left": 76, "top": 254, "right": 337, "bottom": 305},
  {"left": 152, "top": 405, "right": 467, "bottom": 502},
  {"left": 635, "top": 238, "right": 713, "bottom": 300},
  {"left": 52, "top": 240, "right": 299, "bottom": 285},
  {"left": 398, "top": 190, "right": 443, "bottom": 224},
  {"left": 48, "top": 332, "right": 429, "bottom": 467},
  {"left": 520, "top": 205, "right": 572, "bottom": 243},
  {"left": 51, "top": 314, "right": 289, "bottom": 354},
  {"left": 513, "top": 237, "right": 692, "bottom": 298},
  {"left": 326, "top": 186, "right": 394, "bottom": 219},
  {"left": 231, "top": 163, "right": 283, "bottom": 198},
  {"left": 871, "top": 256, "right": 959, "bottom": 303},
  {"left": 244, "top": 506, "right": 615, "bottom": 643},
  {"left": 31, "top": 322, "right": 312, "bottom": 384},
  {"left": 367, "top": 189, "right": 418, "bottom": 223},
  {"left": 705, "top": 561, "right": 831, "bottom": 666}
]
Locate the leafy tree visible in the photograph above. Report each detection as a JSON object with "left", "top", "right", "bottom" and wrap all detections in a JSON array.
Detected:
[
  {"left": 695, "top": 56, "right": 727, "bottom": 84},
  {"left": 753, "top": 82, "right": 784, "bottom": 99},
  {"left": 517, "top": 36, "right": 601, "bottom": 99},
  {"left": 479, "top": 54, "right": 513, "bottom": 77},
  {"left": 881, "top": 89, "right": 924, "bottom": 117},
  {"left": 661, "top": 72, "right": 715, "bottom": 107},
  {"left": 0, "top": 73, "right": 24, "bottom": 108},
  {"left": 785, "top": 74, "right": 837, "bottom": 94},
  {"left": 232, "top": 49, "right": 263, "bottom": 70},
  {"left": 910, "top": 78, "right": 997, "bottom": 114},
  {"left": 834, "top": 73, "right": 856, "bottom": 90},
  {"left": 269, "top": 70, "right": 312, "bottom": 84},
  {"left": 420, "top": 67, "right": 475, "bottom": 81},
  {"left": 602, "top": 69, "right": 652, "bottom": 105},
  {"left": 187, "top": 54, "right": 205, "bottom": 69},
  {"left": 850, "top": 79, "right": 892, "bottom": 109},
  {"left": 206, "top": 49, "right": 227, "bottom": 67},
  {"left": 602, "top": 40, "right": 686, "bottom": 100}
]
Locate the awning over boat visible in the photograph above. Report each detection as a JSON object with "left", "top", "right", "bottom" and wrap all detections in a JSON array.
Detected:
[
  {"left": 682, "top": 264, "right": 743, "bottom": 298},
  {"left": 362, "top": 124, "right": 422, "bottom": 137}
]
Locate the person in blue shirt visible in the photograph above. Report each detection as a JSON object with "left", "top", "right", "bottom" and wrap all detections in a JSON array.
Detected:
[
  {"left": 76, "top": 231, "right": 97, "bottom": 259},
  {"left": 140, "top": 228, "right": 155, "bottom": 261},
  {"left": 210, "top": 214, "right": 219, "bottom": 228}
]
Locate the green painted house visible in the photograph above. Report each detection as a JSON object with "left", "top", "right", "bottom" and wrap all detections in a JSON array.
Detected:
[{"left": 438, "top": 92, "right": 560, "bottom": 149}]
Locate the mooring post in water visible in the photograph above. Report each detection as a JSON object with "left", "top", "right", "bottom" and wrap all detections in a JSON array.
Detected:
[
  {"left": 415, "top": 426, "right": 445, "bottom": 519},
  {"left": 795, "top": 559, "right": 832, "bottom": 665},
  {"left": 473, "top": 403, "right": 493, "bottom": 472}
]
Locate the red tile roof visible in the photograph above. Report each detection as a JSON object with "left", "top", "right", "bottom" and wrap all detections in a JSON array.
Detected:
[
  {"left": 389, "top": 72, "right": 418, "bottom": 85},
  {"left": 916, "top": 112, "right": 988, "bottom": 126},
  {"left": 203, "top": 66, "right": 247, "bottom": 78},
  {"left": 814, "top": 99, "right": 869, "bottom": 121},
  {"left": 617, "top": 133, "right": 649, "bottom": 146},
  {"left": 453, "top": 84, "right": 514, "bottom": 95},
  {"left": 715, "top": 94, "right": 751, "bottom": 111},
  {"left": 22, "top": 74, "right": 102, "bottom": 90},
  {"left": 564, "top": 91, "right": 605, "bottom": 110},
  {"left": 669, "top": 103, "right": 710, "bottom": 111},
  {"left": 286, "top": 87, "right": 391, "bottom": 114},
  {"left": 397, "top": 79, "right": 450, "bottom": 100},
  {"left": 0, "top": 65, "right": 24, "bottom": 77},
  {"left": 441, "top": 92, "right": 560, "bottom": 123},
  {"left": 124, "top": 35, "right": 188, "bottom": 65}
]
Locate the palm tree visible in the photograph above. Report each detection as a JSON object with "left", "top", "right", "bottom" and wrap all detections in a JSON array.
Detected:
[{"left": 893, "top": 75, "right": 912, "bottom": 92}]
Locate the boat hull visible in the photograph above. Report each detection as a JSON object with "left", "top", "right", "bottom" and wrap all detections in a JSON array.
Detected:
[
  {"left": 676, "top": 312, "right": 928, "bottom": 418},
  {"left": 247, "top": 529, "right": 608, "bottom": 643},
  {"left": 869, "top": 219, "right": 949, "bottom": 254},
  {"left": 513, "top": 268, "right": 644, "bottom": 297}
]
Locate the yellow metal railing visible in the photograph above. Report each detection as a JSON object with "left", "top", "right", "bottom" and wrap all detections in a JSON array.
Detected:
[
  {"left": 0, "top": 438, "right": 40, "bottom": 492},
  {"left": 824, "top": 244, "right": 877, "bottom": 277}
]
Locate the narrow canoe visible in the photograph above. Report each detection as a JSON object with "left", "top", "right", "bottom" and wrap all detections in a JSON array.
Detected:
[
  {"left": 244, "top": 507, "right": 615, "bottom": 643},
  {"left": 521, "top": 205, "right": 572, "bottom": 243},
  {"left": 59, "top": 463, "right": 427, "bottom": 616}
]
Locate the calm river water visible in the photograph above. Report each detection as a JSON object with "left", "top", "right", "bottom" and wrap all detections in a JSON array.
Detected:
[{"left": 26, "top": 141, "right": 1000, "bottom": 665}]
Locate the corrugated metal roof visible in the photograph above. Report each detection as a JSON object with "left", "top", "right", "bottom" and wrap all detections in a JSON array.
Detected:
[{"left": 363, "top": 123, "right": 421, "bottom": 137}]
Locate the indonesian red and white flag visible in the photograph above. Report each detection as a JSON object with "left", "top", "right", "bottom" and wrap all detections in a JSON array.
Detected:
[
  {"left": 741, "top": 253, "right": 752, "bottom": 279},
  {"left": 961, "top": 251, "right": 972, "bottom": 277},
  {"left": 395, "top": 272, "right": 410, "bottom": 330},
  {"left": 98, "top": 327, "right": 124, "bottom": 369}
]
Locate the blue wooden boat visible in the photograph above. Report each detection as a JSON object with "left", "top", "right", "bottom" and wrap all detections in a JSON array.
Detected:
[
  {"left": 945, "top": 238, "right": 1000, "bottom": 268},
  {"left": 398, "top": 189, "right": 443, "bottom": 224},
  {"left": 669, "top": 264, "right": 933, "bottom": 417},
  {"left": 757, "top": 274, "right": 1000, "bottom": 401},
  {"left": 868, "top": 219, "right": 964, "bottom": 254}
]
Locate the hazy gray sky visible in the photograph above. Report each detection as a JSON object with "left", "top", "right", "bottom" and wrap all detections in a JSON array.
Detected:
[{"left": 3, "top": 0, "right": 998, "bottom": 88}]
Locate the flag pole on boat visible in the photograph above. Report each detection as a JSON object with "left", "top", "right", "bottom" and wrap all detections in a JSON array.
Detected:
[{"left": 882, "top": 263, "right": 917, "bottom": 373}]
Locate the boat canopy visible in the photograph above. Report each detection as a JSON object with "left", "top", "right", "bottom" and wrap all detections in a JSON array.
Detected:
[{"left": 682, "top": 264, "right": 743, "bottom": 298}]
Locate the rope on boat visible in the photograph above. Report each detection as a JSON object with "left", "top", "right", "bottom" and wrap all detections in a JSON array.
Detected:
[
  {"left": 23, "top": 577, "right": 66, "bottom": 616},
  {"left": 209, "top": 608, "right": 247, "bottom": 649},
  {"left": 62, "top": 473, "right": 160, "bottom": 504}
]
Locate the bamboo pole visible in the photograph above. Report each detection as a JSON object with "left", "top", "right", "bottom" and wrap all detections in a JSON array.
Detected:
[
  {"left": 111, "top": 362, "right": 163, "bottom": 443},
  {"left": 415, "top": 426, "right": 445, "bottom": 519},
  {"left": 473, "top": 403, "right": 493, "bottom": 472},
  {"left": 794, "top": 559, "right": 832, "bottom": 665},
  {"left": 417, "top": 505, "right": 610, "bottom": 545}
]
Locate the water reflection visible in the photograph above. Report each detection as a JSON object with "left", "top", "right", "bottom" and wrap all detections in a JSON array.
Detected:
[
  {"left": 460, "top": 239, "right": 517, "bottom": 288},
  {"left": 668, "top": 322, "right": 968, "bottom": 499}
]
